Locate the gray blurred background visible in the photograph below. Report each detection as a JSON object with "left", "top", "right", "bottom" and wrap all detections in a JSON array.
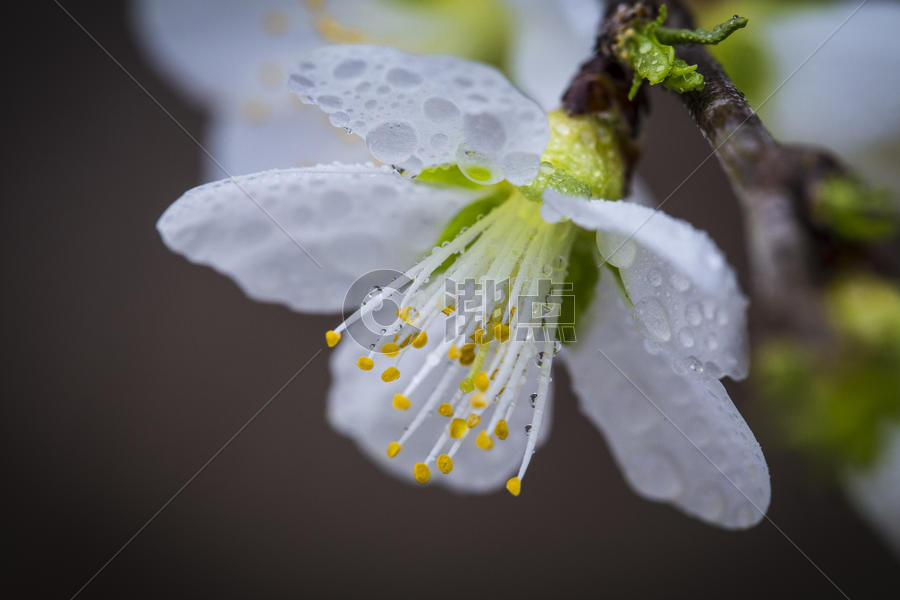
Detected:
[{"left": 3, "top": 2, "right": 898, "bottom": 598}]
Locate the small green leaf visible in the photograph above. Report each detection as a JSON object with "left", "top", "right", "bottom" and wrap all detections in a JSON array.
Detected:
[
  {"left": 663, "top": 58, "right": 705, "bottom": 93},
  {"left": 656, "top": 15, "right": 748, "bottom": 46}
]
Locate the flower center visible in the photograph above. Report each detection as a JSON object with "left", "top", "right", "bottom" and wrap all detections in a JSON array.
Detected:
[{"left": 326, "top": 191, "right": 574, "bottom": 494}]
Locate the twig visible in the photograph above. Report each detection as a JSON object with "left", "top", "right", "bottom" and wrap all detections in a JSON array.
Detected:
[{"left": 563, "top": 0, "right": 880, "bottom": 339}]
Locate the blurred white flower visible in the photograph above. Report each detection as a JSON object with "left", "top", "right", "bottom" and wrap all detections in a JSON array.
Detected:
[
  {"left": 845, "top": 426, "right": 900, "bottom": 557},
  {"left": 157, "top": 44, "right": 769, "bottom": 529},
  {"left": 132, "top": 0, "right": 601, "bottom": 179},
  {"left": 711, "top": 0, "right": 900, "bottom": 197}
]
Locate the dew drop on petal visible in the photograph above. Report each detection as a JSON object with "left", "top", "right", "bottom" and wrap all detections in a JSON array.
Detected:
[
  {"left": 596, "top": 232, "right": 637, "bottom": 268},
  {"left": 685, "top": 302, "right": 703, "bottom": 326},
  {"left": 636, "top": 298, "right": 671, "bottom": 342},
  {"left": 366, "top": 121, "right": 417, "bottom": 164}
]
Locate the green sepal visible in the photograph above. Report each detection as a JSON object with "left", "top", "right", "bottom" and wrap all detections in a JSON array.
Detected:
[{"left": 559, "top": 229, "right": 601, "bottom": 344}]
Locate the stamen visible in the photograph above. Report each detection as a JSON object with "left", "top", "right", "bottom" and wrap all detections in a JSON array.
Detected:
[
  {"left": 325, "top": 330, "right": 341, "bottom": 347},
  {"left": 382, "top": 367, "right": 401, "bottom": 382},
  {"left": 392, "top": 393, "right": 410, "bottom": 410},
  {"left": 437, "top": 454, "right": 454, "bottom": 474},
  {"left": 330, "top": 192, "right": 571, "bottom": 492}
]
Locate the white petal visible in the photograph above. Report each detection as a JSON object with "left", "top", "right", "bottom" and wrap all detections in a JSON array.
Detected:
[
  {"left": 507, "top": 0, "right": 601, "bottom": 110},
  {"left": 565, "top": 272, "right": 769, "bottom": 528},
  {"left": 203, "top": 101, "right": 371, "bottom": 179},
  {"left": 131, "top": 0, "right": 319, "bottom": 104},
  {"left": 290, "top": 45, "right": 549, "bottom": 185},
  {"left": 544, "top": 191, "right": 749, "bottom": 379},
  {"left": 327, "top": 318, "right": 553, "bottom": 493},
  {"left": 844, "top": 426, "right": 900, "bottom": 558},
  {"left": 158, "top": 164, "right": 478, "bottom": 313}
]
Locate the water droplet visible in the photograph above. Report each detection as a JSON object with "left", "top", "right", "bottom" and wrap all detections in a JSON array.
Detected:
[
  {"left": 553, "top": 255, "right": 567, "bottom": 270},
  {"left": 671, "top": 272, "right": 690, "bottom": 292},
  {"left": 541, "top": 264, "right": 552, "bottom": 276},
  {"left": 705, "top": 333, "right": 719, "bottom": 350},
  {"left": 647, "top": 268, "right": 663, "bottom": 287},
  {"left": 529, "top": 393, "right": 538, "bottom": 407},
  {"left": 423, "top": 97, "right": 460, "bottom": 122},
  {"left": 596, "top": 232, "right": 637, "bottom": 268},
  {"left": 525, "top": 424, "right": 533, "bottom": 433},
  {"left": 366, "top": 121, "right": 417, "bottom": 164},
  {"left": 678, "top": 328, "right": 695, "bottom": 348},
  {"left": 685, "top": 302, "right": 703, "bottom": 326},
  {"left": 333, "top": 59, "right": 366, "bottom": 79},
  {"left": 628, "top": 450, "right": 683, "bottom": 500},
  {"left": 386, "top": 67, "right": 422, "bottom": 87},
  {"left": 635, "top": 298, "right": 671, "bottom": 342}
]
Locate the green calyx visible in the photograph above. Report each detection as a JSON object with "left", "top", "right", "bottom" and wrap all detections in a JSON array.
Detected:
[
  {"left": 757, "top": 275, "right": 900, "bottom": 471},
  {"left": 816, "top": 175, "right": 898, "bottom": 241},
  {"left": 618, "top": 5, "right": 748, "bottom": 100},
  {"left": 520, "top": 110, "right": 627, "bottom": 202}
]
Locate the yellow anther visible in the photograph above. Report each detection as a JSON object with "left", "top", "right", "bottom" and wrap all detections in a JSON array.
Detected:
[
  {"left": 392, "top": 393, "right": 410, "bottom": 410},
  {"left": 490, "top": 369, "right": 498, "bottom": 380},
  {"left": 459, "top": 378, "right": 475, "bottom": 393},
  {"left": 413, "top": 462, "right": 431, "bottom": 484},
  {"left": 459, "top": 350, "right": 476, "bottom": 366},
  {"left": 386, "top": 441, "right": 402, "bottom": 458},
  {"left": 466, "top": 414, "right": 481, "bottom": 428},
  {"left": 437, "top": 403, "right": 454, "bottom": 417},
  {"left": 356, "top": 356, "right": 374, "bottom": 371},
  {"left": 381, "top": 342, "right": 400, "bottom": 357},
  {"left": 449, "top": 418, "right": 468, "bottom": 439},
  {"left": 471, "top": 328, "right": 486, "bottom": 344},
  {"left": 382, "top": 367, "right": 401, "bottom": 382},
  {"left": 441, "top": 305, "right": 456, "bottom": 316},
  {"left": 461, "top": 343, "right": 476, "bottom": 354},
  {"left": 492, "top": 323, "right": 510, "bottom": 343},
  {"left": 437, "top": 454, "right": 454, "bottom": 474},
  {"left": 470, "top": 392, "right": 488, "bottom": 409},
  {"left": 325, "top": 330, "right": 342, "bottom": 347},
  {"left": 412, "top": 331, "right": 428, "bottom": 349},
  {"left": 448, "top": 345, "right": 461, "bottom": 360},
  {"left": 399, "top": 334, "right": 413, "bottom": 348},
  {"left": 476, "top": 431, "right": 494, "bottom": 450},
  {"left": 474, "top": 371, "right": 490, "bottom": 392},
  {"left": 510, "top": 306, "right": 517, "bottom": 317},
  {"left": 494, "top": 419, "right": 509, "bottom": 440},
  {"left": 506, "top": 476, "right": 521, "bottom": 496}
]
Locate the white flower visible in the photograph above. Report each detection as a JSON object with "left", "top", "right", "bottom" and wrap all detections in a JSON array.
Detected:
[
  {"left": 131, "top": 0, "right": 600, "bottom": 178},
  {"left": 157, "top": 44, "right": 770, "bottom": 529},
  {"left": 845, "top": 426, "right": 900, "bottom": 558}
]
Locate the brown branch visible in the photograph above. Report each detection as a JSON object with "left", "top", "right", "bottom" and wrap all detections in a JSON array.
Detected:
[{"left": 562, "top": 0, "right": 885, "bottom": 339}]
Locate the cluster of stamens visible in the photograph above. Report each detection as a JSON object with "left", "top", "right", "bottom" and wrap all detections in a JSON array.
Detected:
[{"left": 325, "top": 192, "right": 573, "bottom": 496}]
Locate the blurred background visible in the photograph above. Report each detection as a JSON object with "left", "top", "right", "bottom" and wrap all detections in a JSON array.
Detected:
[{"left": 4, "top": 1, "right": 899, "bottom": 598}]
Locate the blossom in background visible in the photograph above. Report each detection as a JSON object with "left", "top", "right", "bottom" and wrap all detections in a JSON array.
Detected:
[
  {"left": 705, "top": 0, "right": 900, "bottom": 554},
  {"left": 705, "top": 0, "right": 900, "bottom": 198},
  {"left": 157, "top": 44, "right": 769, "bottom": 529},
  {"left": 131, "top": 0, "right": 600, "bottom": 179}
]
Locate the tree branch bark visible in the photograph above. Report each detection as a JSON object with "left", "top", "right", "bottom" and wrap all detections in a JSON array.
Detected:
[{"left": 563, "top": 0, "right": 875, "bottom": 339}]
